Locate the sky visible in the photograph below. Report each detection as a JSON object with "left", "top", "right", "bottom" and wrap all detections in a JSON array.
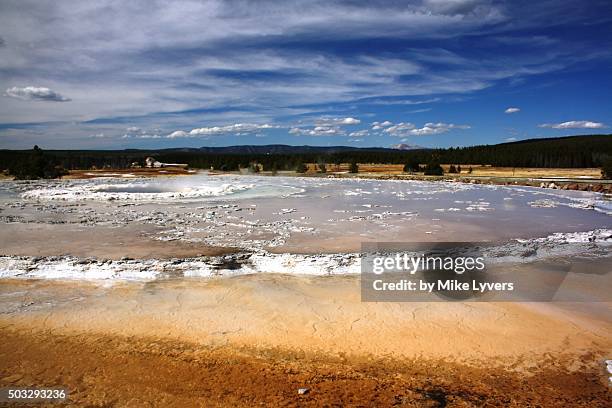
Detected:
[{"left": 0, "top": 0, "right": 611, "bottom": 150}]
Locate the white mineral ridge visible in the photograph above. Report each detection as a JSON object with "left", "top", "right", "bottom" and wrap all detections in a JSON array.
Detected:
[
  {"left": 0, "top": 252, "right": 361, "bottom": 282},
  {"left": 0, "top": 229, "right": 610, "bottom": 282}
]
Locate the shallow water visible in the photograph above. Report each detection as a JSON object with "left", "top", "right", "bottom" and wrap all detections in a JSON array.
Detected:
[
  {"left": 1, "top": 174, "right": 611, "bottom": 252},
  {"left": 0, "top": 174, "right": 611, "bottom": 292}
]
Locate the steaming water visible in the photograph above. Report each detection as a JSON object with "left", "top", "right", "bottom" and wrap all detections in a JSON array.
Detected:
[
  {"left": 2, "top": 174, "right": 611, "bottom": 245},
  {"left": 18, "top": 174, "right": 302, "bottom": 201},
  {"left": 0, "top": 173, "right": 611, "bottom": 283}
]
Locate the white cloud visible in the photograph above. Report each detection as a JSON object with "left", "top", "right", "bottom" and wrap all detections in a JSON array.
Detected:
[
  {"left": 167, "top": 130, "right": 188, "bottom": 138},
  {"left": 384, "top": 122, "right": 415, "bottom": 135},
  {"left": 412, "top": 122, "right": 470, "bottom": 135},
  {"left": 349, "top": 129, "right": 369, "bottom": 138},
  {"left": 290, "top": 117, "right": 360, "bottom": 136},
  {"left": 170, "top": 119, "right": 358, "bottom": 139},
  {"left": 122, "top": 133, "right": 161, "bottom": 139},
  {"left": 504, "top": 137, "right": 517, "bottom": 142},
  {"left": 167, "top": 123, "right": 278, "bottom": 138},
  {"left": 190, "top": 123, "right": 276, "bottom": 135},
  {"left": 385, "top": 122, "right": 470, "bottom": 136},
  {"left": 4, "top": 86, "right": 70, "bottom": 102},
  {"left": 290, "top": 126, "right": 345, "bottom": 136},
  {"left": 316, "top": 117, "right": 361, "bottom": 126},
  {"left": 504, "top": 107, "right": 520, "bottom": 114},
  {"left": 336, "top": 117, "right": 361, "bottom": 125},
  {"left": 538, "top": 120, "right": 606, "bottom": 129},
  {"left": 124, "top": 126, "right": 160, "bottom": 138},
  {"left": 372, "top": 120, "right": 393, "bottom": 130},
  {"left": 0, "top": 1, "right": 608, "bottom": 148}
]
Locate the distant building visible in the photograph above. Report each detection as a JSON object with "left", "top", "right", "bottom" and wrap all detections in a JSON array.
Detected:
[
  {"left": 145, "top": 157, "right": 161, "bottom": 168},
  {"left": 145, "top": 156, "right": 187, "bottom": 168}
]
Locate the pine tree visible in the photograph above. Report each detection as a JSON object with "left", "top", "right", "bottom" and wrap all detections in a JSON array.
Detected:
[
  {"left": 424, "top": 162, "right": 444, "bottom": 176},
  {"left": 295, "top": 162, "right": 307, "bottom": 173},
  {"left": 602, "top": 158, "right": 612, "bottom": 179},
  {"left": 403, "top": 159, "right": 420, "bottom": 172},
  {"left": 9, "top": 146, "right": 67, "bottom": 180}
]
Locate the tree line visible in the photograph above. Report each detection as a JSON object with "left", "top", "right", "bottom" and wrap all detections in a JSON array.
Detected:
[{"left": 1, "top": 134, "right": 611, "bottom": 179}]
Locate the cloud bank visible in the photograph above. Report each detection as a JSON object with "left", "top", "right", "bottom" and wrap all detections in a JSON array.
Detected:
[{"left": 168, "top": 124, "right": 278, "bottom": 138}]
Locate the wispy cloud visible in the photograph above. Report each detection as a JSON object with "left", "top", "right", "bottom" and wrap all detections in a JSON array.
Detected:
[
  {"left": 4, "top": 86, "right": 71, "bottom": 102},
  {"left": 505, "top": 107, "right": 520, "bottom": 114},
  {"left": 123, "top": 133, "right": 162, "bottom": 139},
  {"left": 316, "top": 117, "right": 361, "bottom": 126},
  {"left": 538, "top": 120, "right": 606, "bottom": 129},
  {"left": 0, "top": 1, "right": 610, "bottom": 148},
  {"left": 407, "top": 108, "right": 432, "bottom": 114},
  {"left": 348, "top": 129, "right": 369, "bottom": 138},
  {"left": 366, "top": 97, "right": 441, "bottom": 106}
]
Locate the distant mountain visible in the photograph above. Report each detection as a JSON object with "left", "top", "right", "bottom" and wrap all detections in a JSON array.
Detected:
[
  {"left": 193, "top": 144, "right": 396, "bottom": 155},
  {"left": 2, "top": 134, "right": 610, "bottom": 171},
  {"left": 390, "top": 143, "right": 424, "bottom": 150}
]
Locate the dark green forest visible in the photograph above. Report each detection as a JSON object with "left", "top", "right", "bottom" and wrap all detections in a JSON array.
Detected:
[{"left": 1, "top": 135, "right": 611, "bottom": 178}]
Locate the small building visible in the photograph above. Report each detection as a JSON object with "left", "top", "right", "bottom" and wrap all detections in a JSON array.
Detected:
[
  {"left": 145, "top": 156, "right": 187, "bottom": 168},
  {"left": 145, "top": 157, "right": 158, "bottom": 168}
]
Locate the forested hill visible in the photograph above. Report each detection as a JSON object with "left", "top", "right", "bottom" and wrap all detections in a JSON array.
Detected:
[
  {"left": 1, "top": 134, "right": 611, "bottom": 171},
  {"left": 432, "top": 134, "right": 612, "bottom": 168},
  {"left": 194, "top": 145, "right": 394, "bottom": 154}
]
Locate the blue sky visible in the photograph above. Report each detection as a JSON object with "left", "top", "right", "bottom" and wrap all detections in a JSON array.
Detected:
[{"left": 0, "top": 0, "right": 611, "bottom": 149}]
